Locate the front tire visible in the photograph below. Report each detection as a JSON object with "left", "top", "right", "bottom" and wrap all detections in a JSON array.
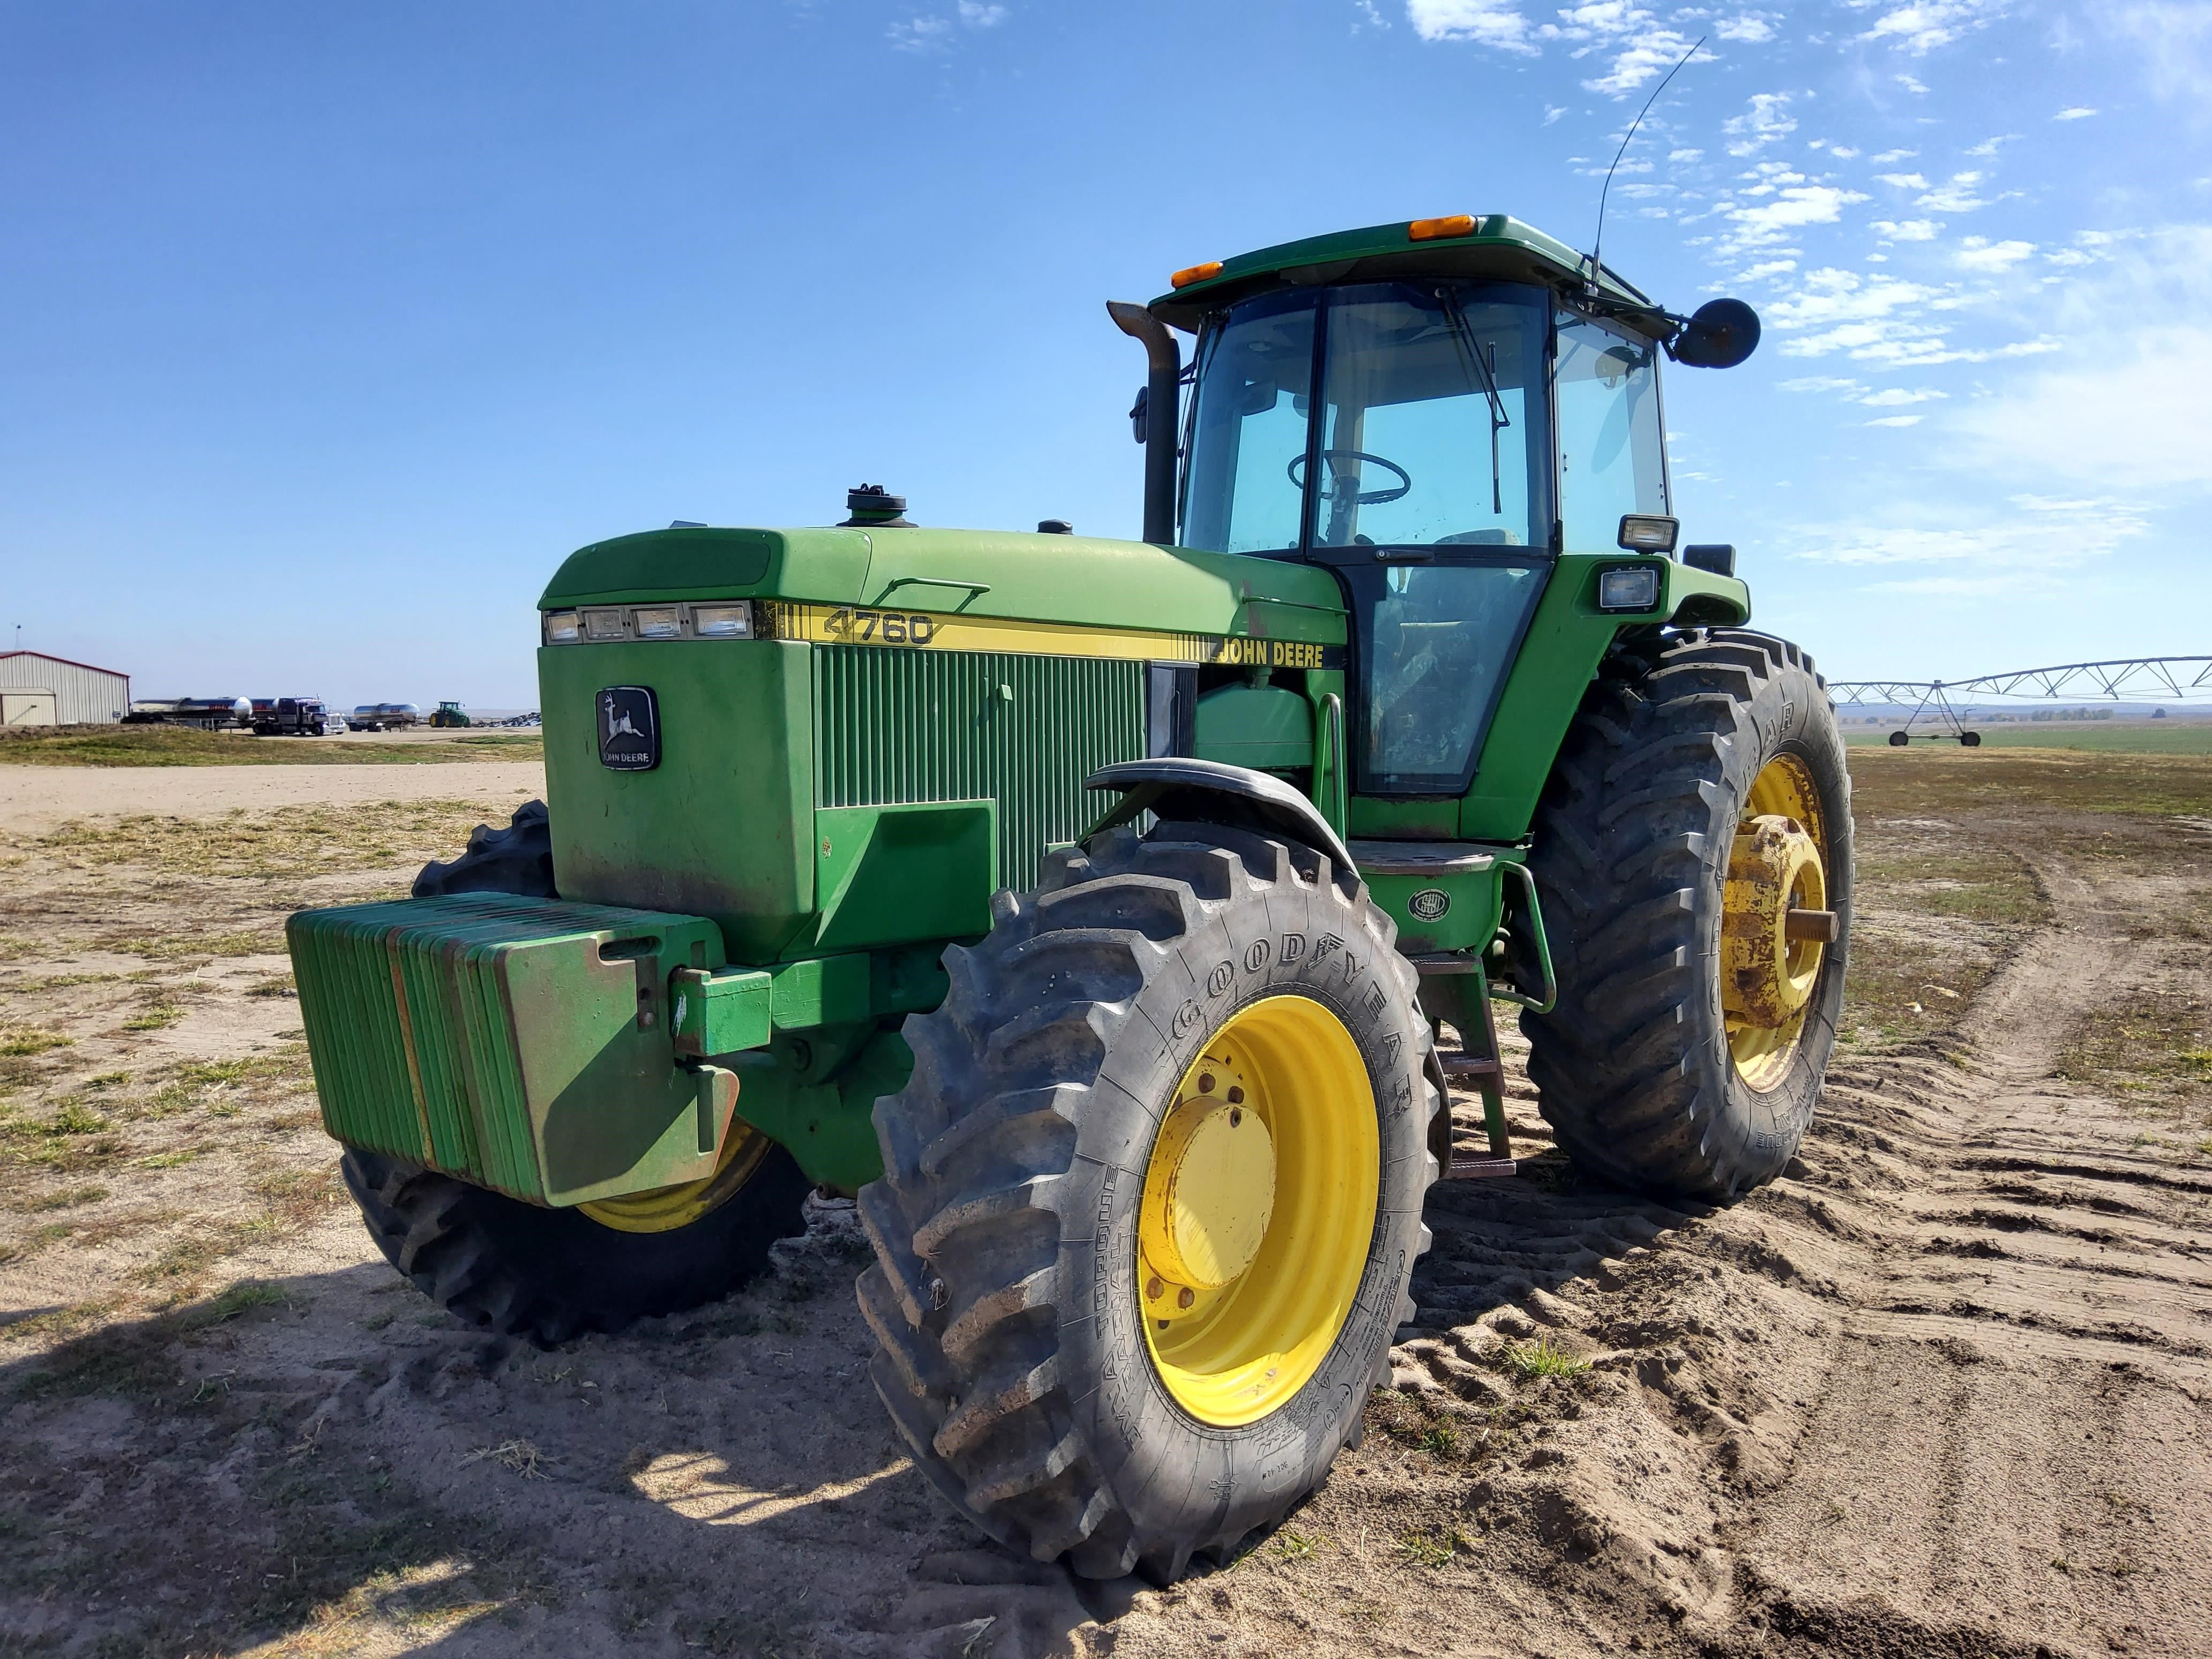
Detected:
[
  {"left": 857, "top": 823, "right": 1438, "bottom": 1581},
  {"left": 342, "top": 1142, "right": 810, "bottom": 1345},
  {"left": 1522, "top": 629, "right": 1852, "bottom": 1200}
]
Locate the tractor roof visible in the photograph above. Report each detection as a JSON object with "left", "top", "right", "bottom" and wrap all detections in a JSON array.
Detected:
[{"left": 1146, "top": 214, "right": 1658, "bottom": 335}]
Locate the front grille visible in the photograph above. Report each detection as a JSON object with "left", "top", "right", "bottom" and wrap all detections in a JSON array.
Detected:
[{"left": 813, "top": 646, "right": 1146, "bottom": 891}]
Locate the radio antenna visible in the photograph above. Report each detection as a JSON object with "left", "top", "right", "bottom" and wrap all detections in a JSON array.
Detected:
[{"left": 1585, "top": 35, "right": 1705, "bottom": 298}]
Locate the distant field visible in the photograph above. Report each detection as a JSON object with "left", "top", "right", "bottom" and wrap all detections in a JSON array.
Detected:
[
  {"left": 1843, "top": 721, "right": 2212, "bottom": 754},
  {"left": 0, "top": 725, "right": 543, "bottom": 767}
]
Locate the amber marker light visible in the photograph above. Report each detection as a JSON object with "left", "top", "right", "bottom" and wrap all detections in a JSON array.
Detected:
[
  {"left": 1409, "top": 214, "right": 1478, "bottom": 241},
  {"left": 1170, "top": 260, "right": 1224, "bottom": 289}
]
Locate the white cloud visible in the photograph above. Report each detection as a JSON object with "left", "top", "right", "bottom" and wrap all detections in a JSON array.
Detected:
[
  {"left": 1862, "top": 1, "right": 2016, "bottom": 56},
  {"left": 1876, "top": 173, "right": 1931, "bottom": 190},
  {"left": 1858, "top": 387, "right": 1948, "bottom": 405},
  {"left": 2053, "top": 106, "right": 2098, "bottom": 120},
  {"left": 1778, "top": 376, "right": 1863, "bottom": 393},
  {"left": 1870, "top": 148, "right": 1917, "bottom": 163},
  {"left": 1896, "top": 72, "right": 1931, "bottom": 93},
  {"left": 1761, "top": 266, "right": 2057, "bottom": 367},
  {"left": 1405, "top": 0, "right": 1537, "bottom": 51},
  {"left": 1718, "top": 181, "right": 1871, "bottom": 256},
  {"left": 1917, "top": 172, "right": 1990, "bottom": 212},
  {"left": 889, "top": 1, "right": 1005, "bottom": 50},
  {"left": 1956, "top": 236, "right": 2036, "bottom": 271},
  {"left": 1543, "top": 102, "right": 1568, "bottom": 124},
  {"left": 1715, "top": 12, "right": 1778, "bottom": 43},
  {"left": 1792, "top": 496, "right": 2148, "bottom": 572},
  {"left": 1872, "top": 218, "right": 1943, "bottom": 241},
  {"left": 2109, "top": 3, "right": 2212, "bottom": 104},
  {"left": 1865, "top": 414, "right": 1924, "bottom": 427},
  {"left": 1669, "top": 147, "right": 1704, "bottom": 161},
  {"left": 1723, "top": 92, "right": 1797, "bottom": 156},
  {"left": 1734, "top": 258, "right": 1800, "bottom": 283},
  {"left": 1965, "top": 134, "right": 2020, "bottom": 156},
  {"left": 1953, "top": 230, "right": 2212, "bottom": 491}
]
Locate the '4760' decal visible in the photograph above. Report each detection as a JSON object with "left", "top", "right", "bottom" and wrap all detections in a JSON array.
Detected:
[{"left": 824, "top": 608, "right": 935, "bottom": 644}]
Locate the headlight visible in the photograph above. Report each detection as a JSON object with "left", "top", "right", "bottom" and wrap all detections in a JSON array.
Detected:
[
  {"left": 692, "top": 603, "right": 753, "bottom": 639},
  {"left": 1597, "top": 565, "right": 1662, "bottom": 611},
  {"left": 633, "top": 606, "right": 682, "bottom": 640},
  {"left": 583, "top": 608, "right": 630, "bottom": 641},
  {"left": 543, "top": 610, "right": 582, "bottom": 645},
  {"left": 1617, "top": 513, "right": 1680, "bottom": 553}
]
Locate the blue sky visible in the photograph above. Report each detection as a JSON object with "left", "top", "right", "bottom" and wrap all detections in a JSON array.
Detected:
[{"left": 2, "top": 1, "right": 2204, "bottom": 706}]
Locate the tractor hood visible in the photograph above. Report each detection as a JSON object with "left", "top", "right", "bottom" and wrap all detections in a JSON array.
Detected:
[
  {"left": 540, "top": 525, "right": 1347, "bottom": 644},
  {"left": 1148, "top": 213, "right": 1658, "bottom": 335}
]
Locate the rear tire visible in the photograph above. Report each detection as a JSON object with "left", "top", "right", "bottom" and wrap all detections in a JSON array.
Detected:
[
  {"left": 857, "top": 823, "right": 1438, "bottom": 1582},
  {"left": 1521, "top": 629, "right": 1852, "bottom": 1200},
  {"left": 342, "top": 1145, "right": 810, "bottom": 1345}
]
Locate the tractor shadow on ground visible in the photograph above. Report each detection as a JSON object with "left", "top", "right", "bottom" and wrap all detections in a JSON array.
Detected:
[{"left": 0, "top": 1229, "right": 1067, "bottom": 1657}]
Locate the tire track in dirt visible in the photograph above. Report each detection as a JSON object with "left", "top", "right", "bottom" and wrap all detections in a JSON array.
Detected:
[{"left": 1096, "top": 848, "right": 2212, "bottom": 1658}]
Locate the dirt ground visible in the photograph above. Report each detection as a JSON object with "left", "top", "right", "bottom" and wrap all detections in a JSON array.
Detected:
[{"left": 3, "top": 749, "right": 2209, "bottom": 1658}]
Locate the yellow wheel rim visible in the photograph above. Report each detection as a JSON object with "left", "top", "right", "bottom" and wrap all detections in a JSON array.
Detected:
[
  {"left": 1139, "top": 994, "right": 1379, "bottom": 1427},
  {"left": 576, "top": 1120, "right": 772, "bottom": 1234},
  {"left": 1724, "top": 753, "right": 1832, "bottom": 1092}
]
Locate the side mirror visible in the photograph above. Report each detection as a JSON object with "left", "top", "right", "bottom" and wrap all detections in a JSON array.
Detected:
[
  {"left": 1130, "top": 384, "right": 1149, "bottom": 445},
  {"left": 1671, "top": 298, "right": 1761, "bottom": 369}
]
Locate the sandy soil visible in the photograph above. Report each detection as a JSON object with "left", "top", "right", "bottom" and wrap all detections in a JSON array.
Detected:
[
  {"left": 0, "top": 763, "right": 544, "bottom": 836},
  {"left": 2, "top": 757, "right": 2208, "bottom": 1658}
]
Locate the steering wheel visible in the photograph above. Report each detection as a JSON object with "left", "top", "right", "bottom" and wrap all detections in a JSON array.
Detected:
[{"left": 1288, "top": 449, "right": 1412, "bottom": 506}]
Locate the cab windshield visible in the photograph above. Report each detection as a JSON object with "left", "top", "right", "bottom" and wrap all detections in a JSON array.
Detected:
[{"left": 1180, "top": 281, "right": 1552, "bottom": 556}]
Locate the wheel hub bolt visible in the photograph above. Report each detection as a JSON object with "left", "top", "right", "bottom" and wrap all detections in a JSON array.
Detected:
[
  {"left": 1177, "top": 1287, "right": 1195, "bottom": 1310},
  {"left": 1146, "top": 1276, "right": 1164, "bottom": 1301}
]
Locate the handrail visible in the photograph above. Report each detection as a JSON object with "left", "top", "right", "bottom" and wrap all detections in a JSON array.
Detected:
[
  {"left": 1488, "top": 860, "right": 1557, "bottom": 1013},
  {"left": 1318, "top": 693, "right": 1349, "bottom": 841}
]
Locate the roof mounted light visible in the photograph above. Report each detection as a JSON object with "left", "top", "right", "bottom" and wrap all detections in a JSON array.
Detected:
[
  {"left": 1618, "top": 514, "right": 1680, "bottom": 554},
  {"left": 1409, "top": 214, "right": 1477, "bottom": 241},
  {"left": 1170, "top": 260, "right": 1223, "bottom": 289}
]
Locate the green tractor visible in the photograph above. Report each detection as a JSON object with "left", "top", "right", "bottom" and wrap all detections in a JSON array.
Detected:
[{"left": 287, "top": 214, "right": 1849, "bottom": 1582}]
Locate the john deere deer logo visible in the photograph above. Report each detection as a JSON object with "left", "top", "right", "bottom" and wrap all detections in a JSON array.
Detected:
[{"left": 597, "top": 686, "right": 659, "bottom": 772}]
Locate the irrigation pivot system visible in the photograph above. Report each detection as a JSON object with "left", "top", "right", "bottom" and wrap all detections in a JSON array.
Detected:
[{"left": 1827, "top": 656, "right": 2212, "bottom": 745}]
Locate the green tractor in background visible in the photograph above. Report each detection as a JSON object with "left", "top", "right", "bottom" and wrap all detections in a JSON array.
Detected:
[
  {"left": 287, "top": 213, "right": 1849, "bottom": 1582},
  {"left": 428, "top": 699, "right": 472, "bottom": 728}
]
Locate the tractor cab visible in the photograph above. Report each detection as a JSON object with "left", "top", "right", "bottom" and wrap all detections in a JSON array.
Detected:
[{"left": 1141, "top": 214, "right": 1748, "bottom": 802}]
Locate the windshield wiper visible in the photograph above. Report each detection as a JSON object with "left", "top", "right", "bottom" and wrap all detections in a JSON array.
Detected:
[{"left": 1440, "top": 293, "right": 1510, "bottom": 515}]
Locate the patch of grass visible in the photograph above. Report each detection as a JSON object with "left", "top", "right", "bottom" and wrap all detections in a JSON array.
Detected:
[
  {"left": 1504, "top": 1335, "right": 1590, "bottom": 1379},
  {"left": 0, "top": 1028, "right": 73, "bottom": 1058},
  {"left": 120, "top": 999, "right": 184, "bottom": 1032},
  {"left": 0, "top": 722, "right": 541, "bottom": 767},
  {"left": 40, "top": 1101, "right": 111, "bottom": 1137},
  {"left": 138, "top": 1149, "right": 199, "bottom": 1169},
  {"left": 1395, "top": 1527, "right": 1471, "bottom": 1568},
  {"left": 0, "top": 1298, "right": 119, "bottom": 1344},
  {"left": 84, "top": 1071, "right": 129, "bottom": 1089},
  {"left": 175, "top": 1280, "right": 297, "bottom": 1331},
  {"left": 1847, "top": 745, "right": 2212, "bottom": 821},
  {"left": 460, "top": 1438, "right": 549, "bottom": 1478},
  {"left": 135, "top": 1215, "right": 279, "bottom": 1286},
  {"left": 1273, "top": 1529, "right": 1317, "bottom": 1563},
  {"left": 246, "top": 975, "right": 297, "bottom": 998},
  {"left": 0, "top": 972, "right": 120, "bottom": 993},
  {"left": 107, "top": 931, "right": 283, "bottom": 961},
  {"left": 2055, "top": 990, "right": 2212, "bottom": 1115},
  {"left": 17, "top": 1184, "right": 108, "bottom": 1213},
  {"left": 36, "top": 800, "right": 530, "bottom": 880},
  {"left": 1369, "top": 1388, "right": 1476, "bottom": 1458}
]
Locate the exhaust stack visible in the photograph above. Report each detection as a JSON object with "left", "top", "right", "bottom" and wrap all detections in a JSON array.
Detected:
[{"left": 1107, "top": 302, "right": 1180, "bottom": 545}]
